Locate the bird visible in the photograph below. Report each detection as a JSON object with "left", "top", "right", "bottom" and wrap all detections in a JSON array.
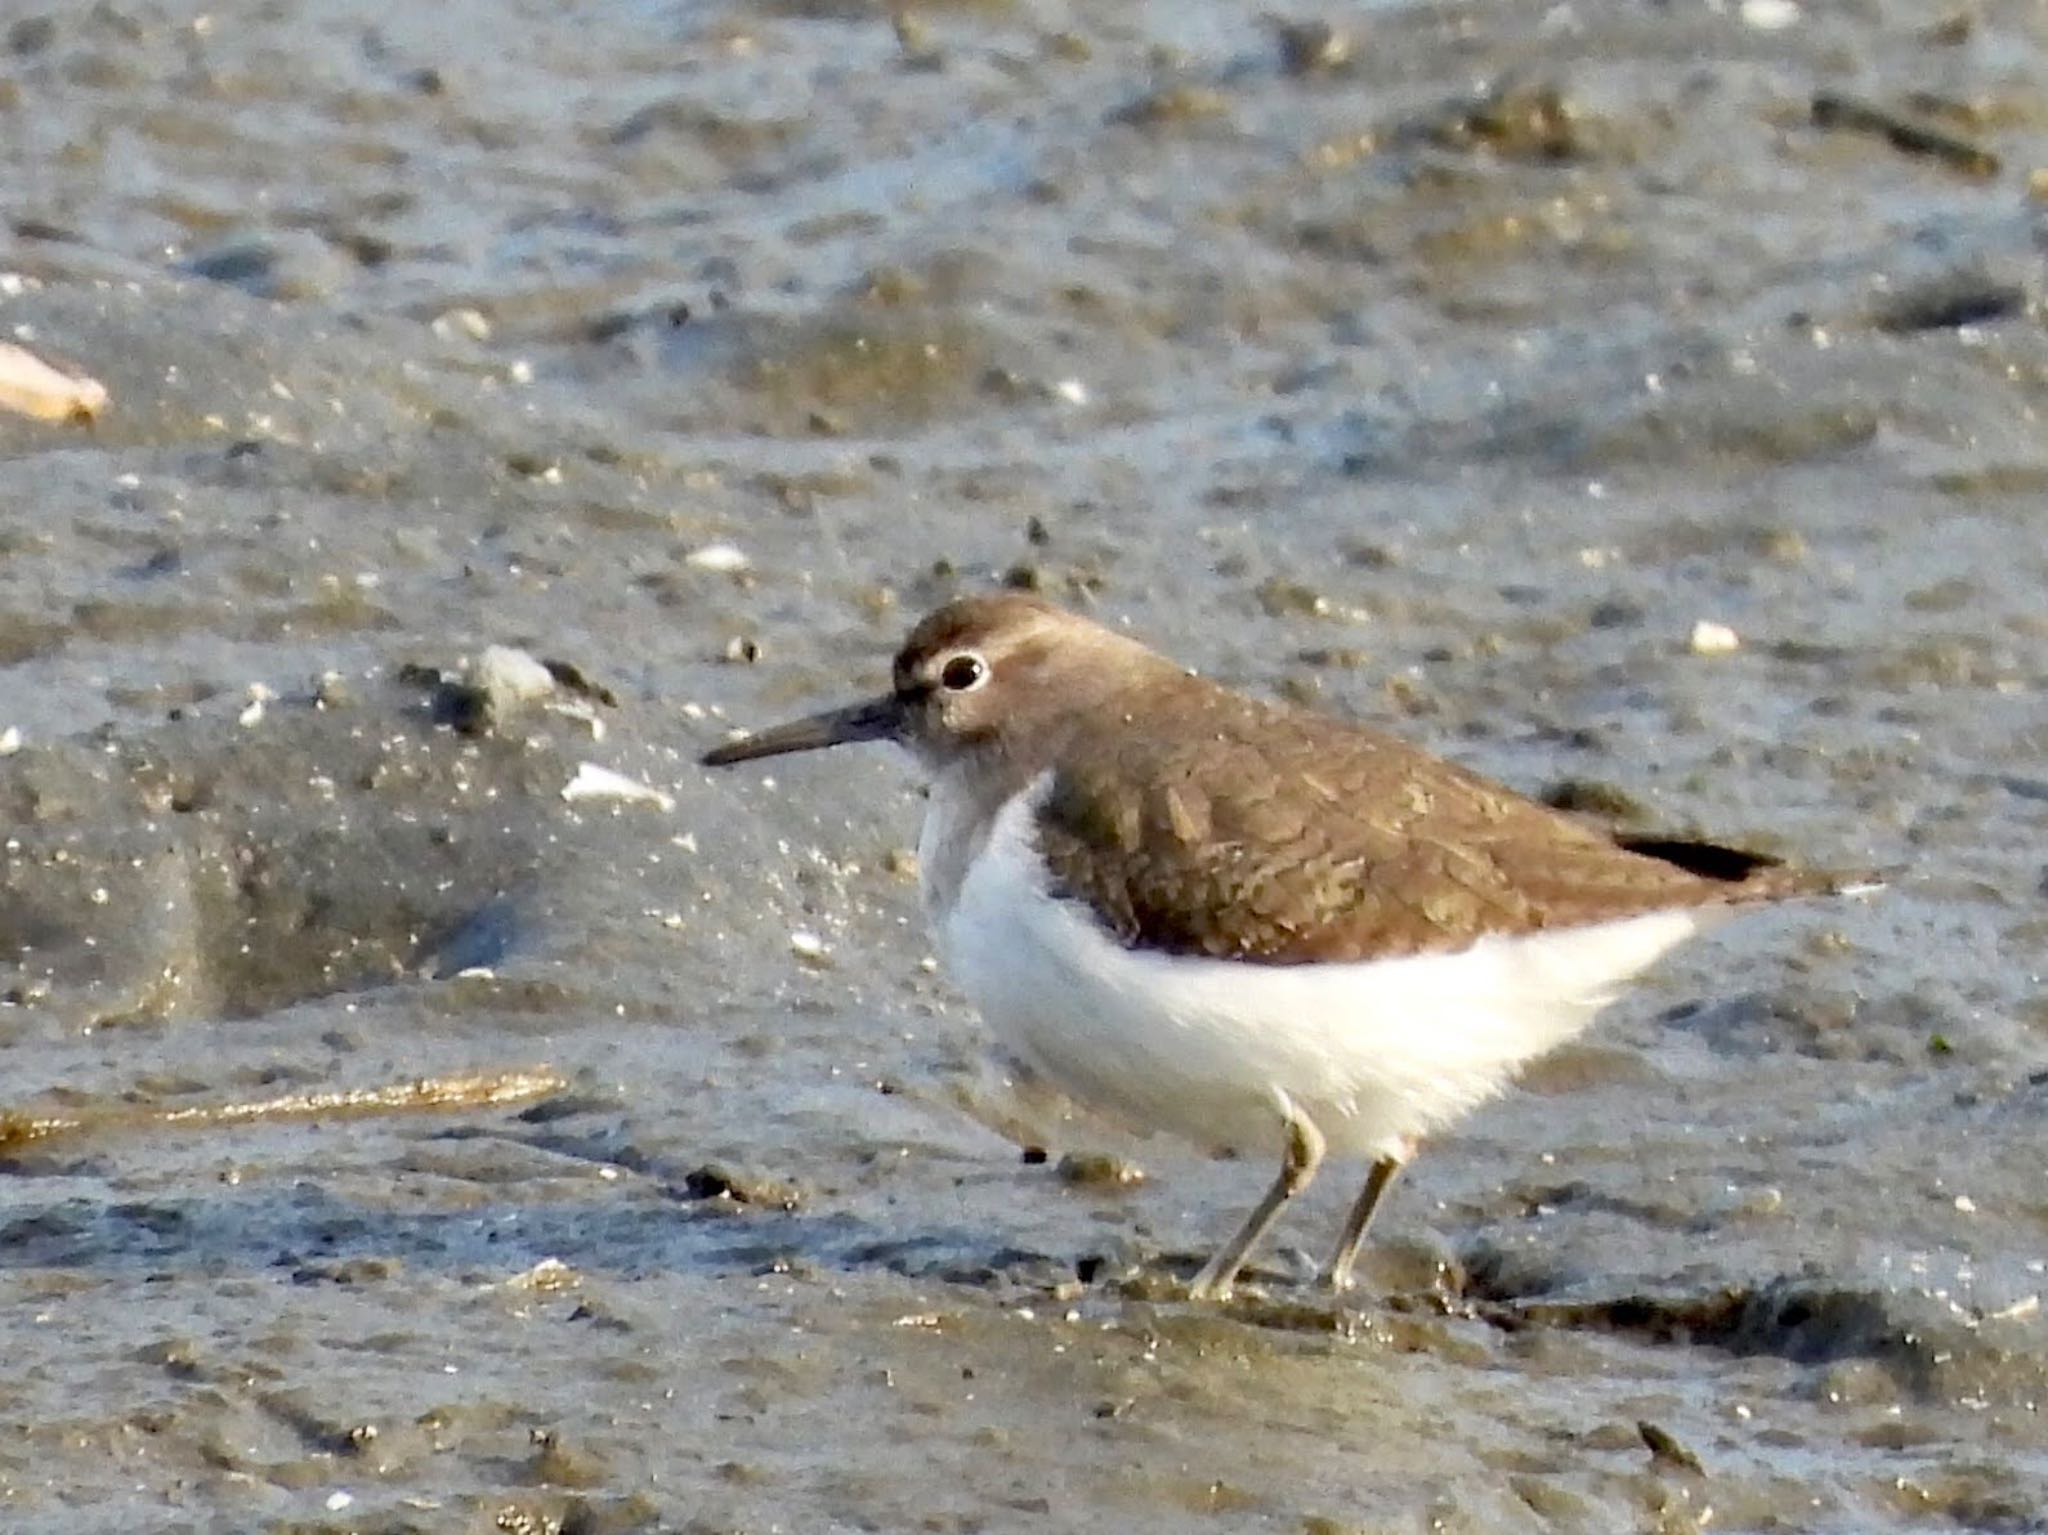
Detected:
[{"left": 701, "top": 592, "right": 1877, "bottom": 1300}]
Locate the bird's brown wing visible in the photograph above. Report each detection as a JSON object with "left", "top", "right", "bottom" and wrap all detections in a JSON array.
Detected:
[{"left": 1032, "top": 679, "right": 1846, "bottom": 964}]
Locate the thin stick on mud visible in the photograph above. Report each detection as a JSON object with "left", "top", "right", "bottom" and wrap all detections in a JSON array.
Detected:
[{"left": 0, "top": 1066, "right": 567, "bottom": 1151}]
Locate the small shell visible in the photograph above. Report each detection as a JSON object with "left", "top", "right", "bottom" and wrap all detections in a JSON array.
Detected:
[{"left": 0, "top": 341, "right": 108, "bottom": 423}]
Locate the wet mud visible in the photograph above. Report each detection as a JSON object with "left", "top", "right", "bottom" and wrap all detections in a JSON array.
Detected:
[{"left": 2, "top": 0, "right": 2047, "bottom": 1529}]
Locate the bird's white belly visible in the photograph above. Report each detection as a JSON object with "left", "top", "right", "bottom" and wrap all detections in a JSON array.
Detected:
[{"left": 926, "top": 779, "right": 1709, "bottom": 1160}]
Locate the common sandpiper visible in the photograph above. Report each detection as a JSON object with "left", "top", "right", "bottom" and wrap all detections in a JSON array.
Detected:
[{"left": 703, "top": 594, "right": 1877, "bottom": 1300}]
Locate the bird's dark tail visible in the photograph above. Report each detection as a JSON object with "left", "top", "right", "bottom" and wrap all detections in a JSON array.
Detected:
[{"left": 1614, "top": 836, "right": 1888, "bottom": 901}]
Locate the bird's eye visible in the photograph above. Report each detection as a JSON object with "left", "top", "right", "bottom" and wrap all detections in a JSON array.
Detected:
[{"left": 939, "top": 652, "right": 988, "bottom": 692}]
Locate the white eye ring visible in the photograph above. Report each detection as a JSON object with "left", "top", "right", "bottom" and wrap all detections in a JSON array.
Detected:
[{"left": 938, "top": 651, "right": 990, "bottom": 692}]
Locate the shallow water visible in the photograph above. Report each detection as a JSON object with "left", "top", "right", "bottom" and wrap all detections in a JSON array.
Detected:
[{"left": 2, "top": 0, "right": 2046, "bottom": 1529}]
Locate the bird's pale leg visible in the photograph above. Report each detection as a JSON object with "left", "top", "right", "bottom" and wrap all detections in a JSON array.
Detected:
[
  {"left": 1324, "top": 1152, "right": 1407, "bottom": 1293},
  {"left": 1188, "top": 1111, "right": 1326, "bottom": 1301}
]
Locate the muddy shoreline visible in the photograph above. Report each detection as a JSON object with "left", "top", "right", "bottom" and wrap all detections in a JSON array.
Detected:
[{"left": 1, "top": 0, "right": 2045, "bottom": 1528}]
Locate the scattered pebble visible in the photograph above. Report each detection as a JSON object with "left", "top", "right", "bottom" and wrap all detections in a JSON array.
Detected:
[
  {"left": 1638, "top": 1419, "right": 1705, "bottom": 1474},
  {"left": 1113, "top": 84, "right": 1233, "bottom": 129},
  {"left": 475, "top": 645, "right": 559, "bottom": 706},
  {"left": 0, "top": 726, "right": 19, "bottom": 756},
  {"left": 0, "top": 340, "right": 107, "bottom": 423},
  {"left": 312, "top": 671, "right": 356, "bottom": 711},
  {"left": 238, "top": 683, "right": 275, "bottom": 727},
  {"left": 682, "top": 1162, "right": 802, "bottom": 1209},
  {"left": 411, "top": 647, "right": 614, "bottom": 737},
  {"left": 502, "top": 1257, "right": 580, "bottom": 1291},
  {"left": 891, "top": 9, "right": 938, "bottom": 65},
  {"left": 789, "top": 929, "right": 831, "bottom": 965},
  {"left": 561, "top": 762, "right": 675, "bottom": 812},
  {"left": 182, "top": 234, "right": 349, "bottom": 300},
  {"left": 1270, "top": 17, "right": 1351, "bottom": 75},
  {"left": 1689, "top": 619, "right": 1741, "bottom": 655},
  {"left": 1056, "top": 1151, "right": 1146, "bottom": 1187}
]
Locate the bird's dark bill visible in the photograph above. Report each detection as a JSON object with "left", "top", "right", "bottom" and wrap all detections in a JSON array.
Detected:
[{"left": 701, "top": 694, "right": 903, "bottom": 766}]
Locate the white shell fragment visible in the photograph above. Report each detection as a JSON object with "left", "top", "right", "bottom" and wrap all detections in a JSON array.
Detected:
[
  {"left": 1739, "top": 0, "right": 1800, "bottom": 31},
  {"left": 1688, "top": 620, "right": 1741, "bottom": 655},
  {"left": 561, "top": 761, "right": 675, "bottom": 812},
  {"left": 432, "top": 306, "right": 493, "bottom": 342},
  {"left": 0, "top": 341, "right": 108, "bottom": 423},
  {"left": 684, "top": 542, "right": 751, "bottom": 573}
]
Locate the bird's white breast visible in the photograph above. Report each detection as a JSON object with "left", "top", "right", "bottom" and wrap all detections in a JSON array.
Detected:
[{"left": 922, "top": 773, "right": 1710, "bottom": 1161}]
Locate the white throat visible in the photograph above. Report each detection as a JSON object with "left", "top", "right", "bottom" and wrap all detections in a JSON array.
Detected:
[{"left": 914, "top": 759, "right": 1019, "bottom": 924}]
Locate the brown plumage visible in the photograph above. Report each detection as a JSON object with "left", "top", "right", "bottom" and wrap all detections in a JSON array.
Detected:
[
  {"left": 876, "top": 594, "right": 1864, "bottom": 964},
  {"left": 1031, "top": 665, "right": 1853, "bottom": 963}
]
